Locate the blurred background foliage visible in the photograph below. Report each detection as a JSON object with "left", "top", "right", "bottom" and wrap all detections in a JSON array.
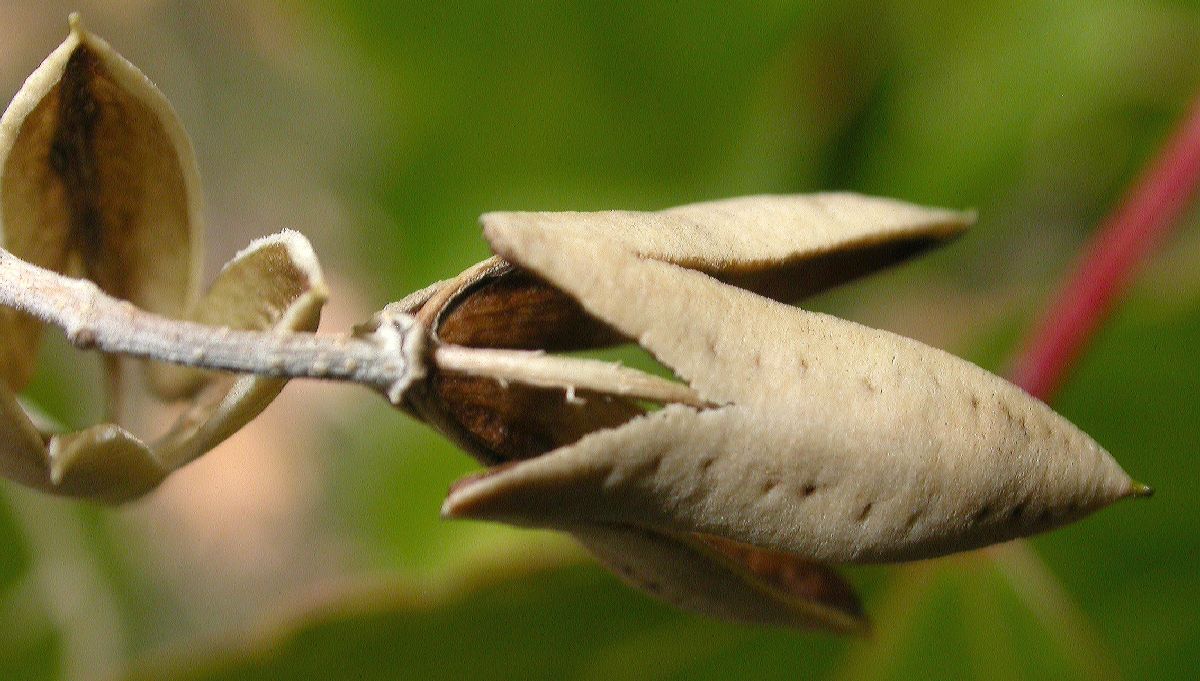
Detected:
[{"left": 0, "top": 1, "right": 1197, "bottom": 679}]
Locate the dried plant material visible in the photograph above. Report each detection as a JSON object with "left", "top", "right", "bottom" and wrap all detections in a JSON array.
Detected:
[
  {"left": 434, "top": 345, "right": 706, "bottom": 408},
  {"left": 390, "top": 256, "right": 636, "bottom": 465},
  {"left": 148, "top": 232, "right": 327, "bottom": 470},
  {"left": 42, "top": 423, "right": 165, "bottom": 503},
  {"left": 0, "top": 14, "right": 201, "bottom": 392},
  {"left": 403, "top": 194, "right": 971, "bottom": 358},
  {"left": 446, "top": 224, "right": 1142, "bottom": 562},
  {"left": 0, "top": 18, "right": 1151, "bottom": 630},
  {"left": 402, "top": 194, "right": 972, "bottom": 468},
  {"left": 0, "top": 232, "right": 326, "bottom": 502},
  {"left": 435, "top": 264, "right": 624, "bottom": 351},
  {"left": 406, "top": 199, "right": 1145, "bottom": 629},
  {"left": 427, "top": 375, "right": 642, "bottom": 465},
  {"left": 152, "top": 229, "right": 326, "bottom": 398},
  {"left": 0, "top": 245, "right": 420, "bottom": 413},
  {"left": 0, "top": 19, "right": 328, "bottom": 502},
  {"left": 0, "top": 385, "right": 60, "bottom": 490},
  {"left": 481, "top": 193, "right": 972, "bottom": 304},
  {"left": 578, "top": 526, "right": 867, "bottom": 632}
]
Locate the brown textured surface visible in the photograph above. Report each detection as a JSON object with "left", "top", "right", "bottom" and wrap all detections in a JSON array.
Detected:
[
  {"left": 437, "top": 268, "right": 624, "bottom": 351},
  {"left": 432, "top": 372, "right": 642, "bottom": 465}
]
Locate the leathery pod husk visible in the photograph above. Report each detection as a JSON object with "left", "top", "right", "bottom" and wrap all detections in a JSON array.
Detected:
[
  {"left": 394, "top": 193, "right": 1146, "bottom": 630},
  {"left": 397, "top": 194, "right": 982, "bottom": 630},
  {"left": 401, "top": 194, "right": 975, "bottom": 468},
  {"left": 0, "top": 230, "right": 327, "bottom": 503},
  {"left": 444, "top": 208, "right": 1145, "bottom": 566},
  {"left": 479, "top": 193, "right": 972, "bottom": 304},
  {"left": 0, "top": 14, "right": 202, "bottom": 393},
  {"left": 0, "top": 18, "right": 328, "bottom": 502}
]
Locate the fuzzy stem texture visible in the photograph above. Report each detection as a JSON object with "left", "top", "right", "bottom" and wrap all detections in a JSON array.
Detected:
[{"left": 0, "top": 249, "right": 422, "bottom": 401}]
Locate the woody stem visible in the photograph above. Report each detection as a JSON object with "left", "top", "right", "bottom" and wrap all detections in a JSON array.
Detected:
[
  {"left": 0, "top": 248, "right": 707, "bottom": 408},
  {"left": 0, "top": 249, "right": 422, "bottom": 402}
]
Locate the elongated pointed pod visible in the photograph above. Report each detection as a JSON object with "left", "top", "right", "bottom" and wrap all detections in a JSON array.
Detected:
[{"left": 442, "top": 219, "right": 1145, "bottom": 564}]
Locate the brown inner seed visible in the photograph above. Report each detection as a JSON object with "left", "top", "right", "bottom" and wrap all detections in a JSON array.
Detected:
[
  {"left": 437, "top": 268, "right": 625, "bottom": 351},
  {"left": 431, "top": 373, "right": 644, "bottom": 463},
  {"left": 420, "top": 266, "right": 659, "bottom": 463}
]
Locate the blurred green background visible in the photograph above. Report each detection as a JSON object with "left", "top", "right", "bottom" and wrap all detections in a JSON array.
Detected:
[{"left": 0, "top": 1, "right": 1197, "bottom": 679}]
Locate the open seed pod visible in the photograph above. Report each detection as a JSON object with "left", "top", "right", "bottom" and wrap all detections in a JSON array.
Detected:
[
  {"left": 0, "top": 231, "right": 326, "bottom": 503},
  {"left": 384, "top": 193, "right": 1142, "bottom": 632},
  {"left": 0, "top": 14, "right": 202, "bottom": 395},
  {"left": 398, "top": 194, "right": 973, "bottom": 468},
  {"left": 448, "top": 215, "right": 1144, "bottom": 550},
  {"left": 0, "top": 18, "right": 327, "bottom": 502}
]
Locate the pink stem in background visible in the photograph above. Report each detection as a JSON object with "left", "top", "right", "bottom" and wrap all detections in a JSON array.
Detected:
[
  {"left": 1012, "top": 94, "right": 1200, "bottom": 401},
  {"left": 984, "top": 95, "right": 1200, "bottom": 658}
]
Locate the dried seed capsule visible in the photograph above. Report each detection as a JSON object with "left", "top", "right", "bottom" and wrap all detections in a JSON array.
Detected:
[{"left": 442, "top": 217, "right": 1142, "bottom": 563}]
